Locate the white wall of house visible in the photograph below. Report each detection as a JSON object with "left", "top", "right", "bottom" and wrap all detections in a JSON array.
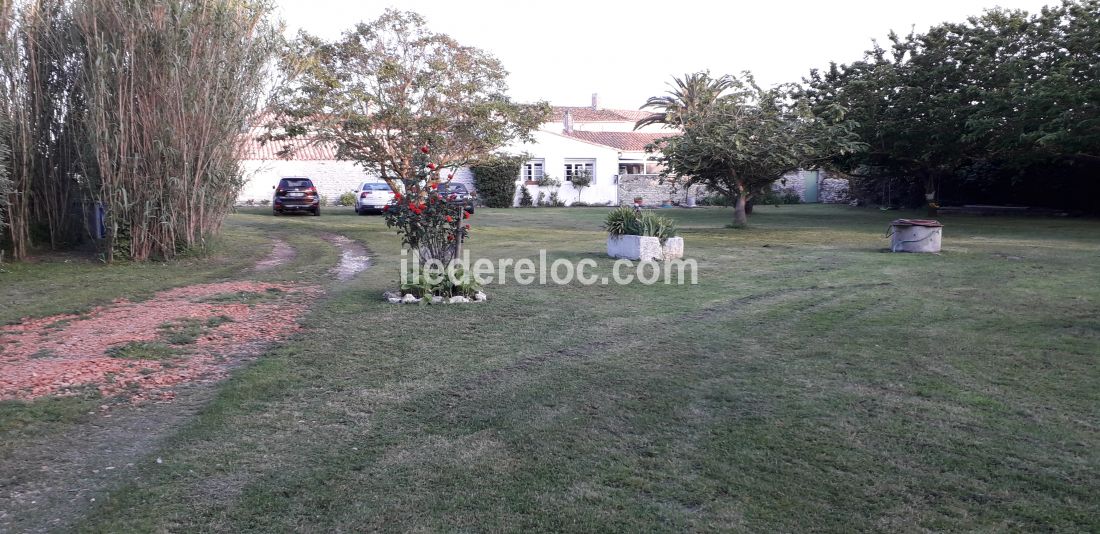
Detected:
[
  {"left": 504, "top": 130, "right": 621, "bottom": 206},
  {"left": 238, "top": 160, "right": 377, "bottom": 204}
]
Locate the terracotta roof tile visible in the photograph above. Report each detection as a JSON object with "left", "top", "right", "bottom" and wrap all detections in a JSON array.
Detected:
[
  {"left": 240, "top": 137, "right": 339, "bottom": 160},
  {"left": 563, "top": 131, "right": 671, "bottom": 151},
  {"left": 552, "top": 106, "right": 653, "bottom": 123}
]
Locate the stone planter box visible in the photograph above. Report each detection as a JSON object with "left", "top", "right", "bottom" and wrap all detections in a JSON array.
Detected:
[{"left": 607, "top": 235, "right": 684, "bottom": 262}]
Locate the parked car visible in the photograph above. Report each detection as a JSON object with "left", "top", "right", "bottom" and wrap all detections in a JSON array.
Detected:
[
  {"left": 355, "top": 182, "right": 397, "bottom": 215},
  {"left": 438, "top": 182, "right": 475, "bottom": 214},
  {"left": 272, "top": 177, "right": 320, "bottom": 216}
]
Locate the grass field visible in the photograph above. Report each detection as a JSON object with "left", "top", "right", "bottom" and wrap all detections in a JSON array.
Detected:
[{"left": 2, "top": 205, "right": 1098, "bottom": 532}]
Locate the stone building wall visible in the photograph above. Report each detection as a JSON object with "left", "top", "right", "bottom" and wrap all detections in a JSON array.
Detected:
[
  {"left": 819, "top": 178, "right": 851, "bottom": 204},
  {"left": 772, "top": 170, "right": 851, "bottom": 204},
  {"left": 617, "top": 174, "right": 708, "bottom": 206}
]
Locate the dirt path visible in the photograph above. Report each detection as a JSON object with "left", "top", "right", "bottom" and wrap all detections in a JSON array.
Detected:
[
  {"left": 253, "top": 237, "right": 295, "bottom": 272},
  {"left": 320, "top": 233, "right": 371, "bottom": 281},
  {"left": 0, "top": 232, "right": 367, "bottom": 532}
]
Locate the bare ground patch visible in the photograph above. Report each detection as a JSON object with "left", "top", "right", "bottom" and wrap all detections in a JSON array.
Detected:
[
  {"left": 0, "top": 280, "right": 323, "bottom": 532},
  {"left": 0, "top": 281, "right": 321, "bottom": 403}
]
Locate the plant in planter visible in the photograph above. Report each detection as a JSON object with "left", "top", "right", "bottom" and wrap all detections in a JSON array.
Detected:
[{"left": 603, "top": 206, "right": 684, "bottom": 261}]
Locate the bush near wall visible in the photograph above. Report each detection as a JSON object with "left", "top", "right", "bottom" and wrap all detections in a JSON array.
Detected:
[{"left": 472, "top": 155, "right": 526, "bottom": 208}]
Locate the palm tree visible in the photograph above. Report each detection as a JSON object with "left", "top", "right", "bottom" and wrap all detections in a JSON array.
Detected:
[{"left": 634, "top": 72, "right": 734, "bottom": 130}]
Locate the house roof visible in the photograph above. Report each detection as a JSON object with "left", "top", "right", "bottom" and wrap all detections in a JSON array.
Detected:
[
  {"left": 562, "top": 131, "right": 670, "bottom": 151},
  {"left": 552, "top": 106, "right": 653, "bottom": 123},
  {"left": 240, "top": 137, "right": 339, "bottom": 160}
]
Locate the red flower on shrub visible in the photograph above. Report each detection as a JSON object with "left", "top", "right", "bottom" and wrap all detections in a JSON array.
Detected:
[
  {"left": 463, "top": 210, "right": 470, "bottom": 219},
  {"left": 464, "top": 224, "right": 470, "bottom": 230},
  {"left": 447, "top": 173, "right": 454, "bottom": 180},
  {"left": 447, "top": 234, "right": 454, "bottom": 241},
  {"left": 445, "top": 215, "right": 453, "bottom": 222},
  {"left": 420, "top": 145, "right": 429, "bottom": 154},
  {"left": 430, "top": 183, "right": 439, "bottom": 190},
  {"left": 448, "top": 194, "right": 456, "bottom": 200},
  {"left": 393, "top": 192, "right": 402, "bottom": 201},
  {"left": 427, "top": 163, "right": 437, "bottom": 170}
]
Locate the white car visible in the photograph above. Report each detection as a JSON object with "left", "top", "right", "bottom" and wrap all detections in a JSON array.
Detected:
[{"left": 354, "top": 182, "right": 396, "bottom": 215}]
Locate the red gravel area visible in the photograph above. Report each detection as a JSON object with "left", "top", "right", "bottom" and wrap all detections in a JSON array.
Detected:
[{"left": 0, "top": 281, "right": 321, "bottom": 403}]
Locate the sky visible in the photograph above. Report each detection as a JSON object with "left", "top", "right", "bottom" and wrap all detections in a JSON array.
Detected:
[{"left": 275, "top": 0, "right": 1055, "bottom": 110}]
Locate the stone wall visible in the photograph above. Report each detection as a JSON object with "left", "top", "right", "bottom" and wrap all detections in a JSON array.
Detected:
[
  {"left": 617, "top": 174, "right": 707, "bottom": 206},
  {"left": 773, "top": 170, "right": 850, "bottom": 204},
  {"left": 819, "top": 178, "right": 851, "bottom": 204}
]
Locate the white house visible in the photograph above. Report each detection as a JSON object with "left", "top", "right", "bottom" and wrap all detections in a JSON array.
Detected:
[
  {"left": 503, "top": 100, "right": 675, "bottom": 206},
  {"left": 235, "top": 96, "right": 675, "bottom": 206}
]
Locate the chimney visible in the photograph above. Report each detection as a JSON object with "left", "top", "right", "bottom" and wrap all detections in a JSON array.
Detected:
[
  {"left": 563, "top": 110, "right": 574, "bottom": 134},
  {"left": 591, "top": 93, "right": 599, "bottom": 110}
]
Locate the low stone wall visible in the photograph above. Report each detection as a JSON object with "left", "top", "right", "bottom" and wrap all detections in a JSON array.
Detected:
[{"left": 617, "top": 174, "right": 708, "bottom": 206}]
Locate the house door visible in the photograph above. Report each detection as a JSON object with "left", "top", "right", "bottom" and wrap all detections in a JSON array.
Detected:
[{"left": 803, "top": 171, "right": 819, "bottom": 203}]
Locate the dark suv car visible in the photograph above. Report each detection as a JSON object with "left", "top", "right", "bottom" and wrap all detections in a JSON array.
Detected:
[
  {"left": 273, "top": 177, "right": 320, "bottom": 216},
  {"left": 438, "top": 183, "right": 475, "bottom": 214}
]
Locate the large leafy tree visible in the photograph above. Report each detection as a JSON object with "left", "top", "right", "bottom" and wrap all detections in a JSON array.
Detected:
[
  {"left": 266, "top": 9, "right": 548, "bottom": 210},
  {"left": 801, "top": 0, "right": 1100, "bottom": 209},
  {"left": 650, "top": 73, "right": 863, "bottom": 225}
]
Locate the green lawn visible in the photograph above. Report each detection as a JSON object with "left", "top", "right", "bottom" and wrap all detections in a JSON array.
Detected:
[{"left": 3, "top": 205, "right": 1099, "bottom": 532}]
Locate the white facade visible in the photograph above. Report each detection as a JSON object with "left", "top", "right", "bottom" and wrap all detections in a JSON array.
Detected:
[{"left": 504, "top": 130, "right": 621, "bottom": 206}]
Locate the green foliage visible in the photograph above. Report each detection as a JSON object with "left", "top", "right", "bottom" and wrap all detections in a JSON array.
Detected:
[
  {"left": 0, "top": 134, "right": 9, "bottom": 235},
  {"left": 471, "top": 155, "right": 525, "bottom": 208},
  {"left": 800, "top": 1, "right": 1100, "bottom": 210},
  {"left": 106, "top": 341, "right": 183, "bottom": 360},
  {"left": 0, "top": 0, "right": 280, "bottom": 261},
  {"left": 548, "top": 191, "right": 564, "bottom": 207},
  {"left": 382, "top": 147, "right": 471, "bottom": 266},
  {"left": 635, "top": 71, "right": 735, "bottom": 130},
  {"left": 536, "top": 174, "right": 561, "bottom": 187},
  {"left": 535, "top": 191, "right": 545, "bottom": 206},
  {"left": 569, "top": 170, "right": 592, "bottom": 189},
  {"left": 401, "top": 265, "right": 482, "bottom": 299},
  {"left": 648, "top": 72, "right": 863, "bottom": 224},
  {"left": 267, "top": 10, "right": 550, "bottom": 262},
  {"left": 337, "top": 191, "right": 356, "bottom": 207},
  {"left": 696, "top": 194, "right": 733, "bottom": 207},
  {"left": 518, "top": 186, "right": 533, "bottom": 207},
  {"left": 757, "top": 187, "right": 801, "bottom": 205},
  {"left": 603, "top": 207, "right": 679, "bottom": 242},
  {"left": 266, "top": 9, "right": 549, "bottom": 203}
]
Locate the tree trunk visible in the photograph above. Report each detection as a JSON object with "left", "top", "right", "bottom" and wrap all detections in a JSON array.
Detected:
[{"left": 733, "top": 195, "right": 748, "bottom": 225}]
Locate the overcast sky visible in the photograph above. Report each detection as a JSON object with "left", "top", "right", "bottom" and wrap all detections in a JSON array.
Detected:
[{"left": 276, "top": 0, "right": 1054, "bottom": 110}]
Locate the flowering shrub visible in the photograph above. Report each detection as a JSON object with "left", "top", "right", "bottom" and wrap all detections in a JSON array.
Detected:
[{"left": 382, "top": 145, "right": 471, "bottom": 270}]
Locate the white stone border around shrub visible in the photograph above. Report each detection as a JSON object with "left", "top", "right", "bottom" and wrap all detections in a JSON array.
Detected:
[
  {"left": 382, "top": 290, "right": 487, "bottom": 304},
  {"left": 607, "top": 235, "right": 684, "bottom": 262}
]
